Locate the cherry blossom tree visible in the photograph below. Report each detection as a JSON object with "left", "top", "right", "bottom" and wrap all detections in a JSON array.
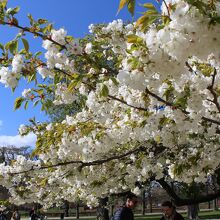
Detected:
[{"left": 0, "top": 0, "right": 219, "bottom": 213}]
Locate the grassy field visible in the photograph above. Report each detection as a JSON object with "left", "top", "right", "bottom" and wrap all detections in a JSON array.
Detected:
[
  {"left": 135, "top": 210, "right": 220, "bottom": 220},
  {"left": 45, "top": 210, "right": 220, "bottom": 220},
  {"left": 20, "top": 210, "right": 220, "bottom": 220}
]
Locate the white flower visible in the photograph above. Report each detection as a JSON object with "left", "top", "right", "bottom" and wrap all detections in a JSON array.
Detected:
[
  {"left": 51, "top": 28, "right": 67, "bottom": 45},
  {"left": 22, "top": 88, "right": 31, "bottom": 98},
  {"left": 37, "top": 67, "right": 54, "bottom": 79},
  {"left": 18, "top": 124, "right": 28, "bottom": 135},
  {"left": 12, "top": 54, "right": 23, "bottom": 73},
  {"left": 85, "top": 43, "right": 92, "bottom": 54},
  {"left": 132, "top": 187, "right": 141, "bottom": 195},
  {"left": 0, "top": 67, "right": 18, "bottom": 88},
  {"left": 46, "top": 123, "right": 53, "bottom": 131}
]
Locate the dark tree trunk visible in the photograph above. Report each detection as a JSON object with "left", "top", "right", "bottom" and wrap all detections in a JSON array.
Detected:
[
  {"left": 76, "top": 203, "right": 79, "bottom": 219},
  {"left": 208, "top": 201, "right": 211, "bottom": 209},
  {"left": 110, "top": 205, "right": 114, "bottom": 218},
  {"left": 213, "top": 199, "right": 218, "bottom": 210},
  {"left": 142, "top": 190, "right": 146, "bottom": 215},
  {"left": 187, "top": 204, "right": 199, "bottom": 220},
  {"left": 96, "top": 198, "right": 109, "bottom": 220},
  {"left": 148, "top": 191, "right": 153, "bottom": 213},
  {"left": 64, "top": 200, "right": 69, "bottom": 217}
]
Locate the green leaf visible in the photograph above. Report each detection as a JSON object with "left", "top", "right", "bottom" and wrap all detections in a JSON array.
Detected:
[
  {"left": 162, "top": 16, "right": 171, "bottom": 26},
  {"left": 9, "top": 40, "right": 18, "bottom": 55},
  {"left": 68, "top": 80, "right": 78, "bottom": 93},
  {"left": 127, "top": 0, "right": 135, "bottom": 16},
  {"left": 21, "top": 38, "right": 29, "bottom": 52},
  {"left": 33, "top": 100, "right": 39, "bottom": 107},
  {"left": 6, "top": 6, "right": 20, "bottom": 16},
  {"left": 14, "top": 97, "right": 24, "bottom": 110},
  {"left": 127, "top": 34, "right": 143, "bottom": 44},
  {"left": 194, "top": 62, "right": 214, "bottom": 77},
  {"left": 34, "top": 51, "right": 42, "bottom": 58},
  {"left": 100, "top": 84, "right": 109, "bottom": 97},
  {"left": 110, "top": 77, "right": 119, "bottom": 86},
  {"left": 19, "top": 48, "right": 27, "bottom": 54},
  {"left": 0, "top": 43, "right": 4, "bottom": 51},
  {"left": 127, "top": 34, "right": 138, "bottom": 43},
  {"left": 46, "top": 23, "right": 53, "bottom": 32},
  {"left": 28, "top": 73, "right": 36, "bottom": 82},
  {"left": 141, "top": 3, "right": 156, "bottom": 10},
  {"left": 0, "top": 1, "right": 7, "bottom": 9},
  {"left": 27, "top": 13, "right": 34, "bottom": 25},
  {"left": 24, "top": 101, "right": 29, "bottom": 110},
  {"left": 37, "top": 18, "right": 48, "bottom": 24},
  {"left": 117, "top": 0, "right": 130, "bottom": 14}
]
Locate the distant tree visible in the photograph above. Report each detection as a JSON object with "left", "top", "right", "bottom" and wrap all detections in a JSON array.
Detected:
[{"left": 0, "top": 145, "right": 31, "bottom": 164}]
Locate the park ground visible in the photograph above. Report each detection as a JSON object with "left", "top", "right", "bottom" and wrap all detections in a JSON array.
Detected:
[{"left": 20, "top": 210, "right": 220, "bottom": 220}]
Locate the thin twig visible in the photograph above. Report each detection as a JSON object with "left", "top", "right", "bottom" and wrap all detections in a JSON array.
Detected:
[{"left": 3, "top": 21, "right": 66, "bottom": 49}]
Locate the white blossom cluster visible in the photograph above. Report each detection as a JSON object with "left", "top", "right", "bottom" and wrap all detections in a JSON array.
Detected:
[
  {"left": 0, "top": 54, "right": 23, "bottom": 88},
  {"left": 0, "top": 0, "right": 220, "bottom": 207}
]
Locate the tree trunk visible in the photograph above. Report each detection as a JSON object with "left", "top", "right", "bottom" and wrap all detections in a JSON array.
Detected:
[
  {"left": 96, "top": 198, "right": 109, "bottom": 220},
  {"left": 149, "top": 192, "right": 152, "bottom": 213},
  {"left": 142, "top": 190, "right": 146, "bottom": 216},
  {"left": 64, "top": 200, "right": 69, "bottom": 217},
  {"left": 208, "top": 201, "right": 211, "bottom": 209},
  {"left": 213, "top": 199, "right": 218, "bottom": 211},
  {"left": 75, "top": 203, "right": 79, "bottom": 219},
  {"left": 187, "top": 204, "right": 199, "bottom": 220},
  {"left": 111, "top": 205, "right": 114, "bottom": 217}
]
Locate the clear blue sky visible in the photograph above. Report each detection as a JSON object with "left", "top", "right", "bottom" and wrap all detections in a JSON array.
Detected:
[{"left": 0, "top": 0, "right": 158, "bottom": 146}]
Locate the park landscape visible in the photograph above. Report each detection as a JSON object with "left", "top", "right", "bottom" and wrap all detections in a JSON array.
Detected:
[{"left": 0, "top": 0, "right": 220, "bottom": 219}]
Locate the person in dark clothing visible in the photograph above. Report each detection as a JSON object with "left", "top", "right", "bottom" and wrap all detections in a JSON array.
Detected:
[
  {"left": 0, "top": 210, "right": 7, "bottom": 220},
  {"left": 160, "top": 201, "right": 184, "bottom": 220},
  {"left": 29, "top": 207, "right": 35, "bottom": 220},
  {"left": 29, "top": 208, "right": 38, "bottom": 220},
  {"left": 111, "top": 193, "right": 138, "bottom": 220},
  {"left": 11, "top": 209, "right": 20, "bottom": 220}
]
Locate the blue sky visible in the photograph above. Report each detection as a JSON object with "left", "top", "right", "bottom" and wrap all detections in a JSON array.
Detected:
[{"left": 0, "top": 0, "right": 158, "bottom": 147}]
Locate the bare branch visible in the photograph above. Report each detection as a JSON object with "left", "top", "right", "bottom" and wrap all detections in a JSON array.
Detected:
[
  {"left": 3, "top": 21, "right": 66, "bottom": 49},
  {"left": 207, "top": 68, "right": 220, "bottom": 113},
  {"left": 10, "top": 145, "right": 146, "bottom": 175}
]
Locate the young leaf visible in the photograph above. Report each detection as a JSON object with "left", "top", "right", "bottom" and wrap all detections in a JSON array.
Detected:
[
  {"left": 24, "top": 101, "right": 29, "bottom": 110},
  {"left": 141, "top": 3, "right": 156, "bottom": 10},
  {"left": 127, "top": 0, "right": 135, "bottom": 16},
  {"left": 100, "top": 84, "right": 109, "bottom": 97},
  {"left": 37, "top": 18, "right": 48, "bottom": 24},
  {"left": 34, "top": 51, "right": 42, "bottom": 58},
  {"left": 14, "top": 97, "right": 24, "bottom": 110},
  {"left": 9, "top": 40, "right": 18, "bottom": 55},
  {"left": 6, "top": 6, "right": 20, "bottom": 16},
  {"left": 0, "top": 43, "right": 4, "bottom": 51},
  {"left": 117, "top": 0, "right": 129, "bottom": 14},
  {"left": 27, "top": 13, "right": 34, "bottom": 25},
  {"left": 21, "top": 38, "right": 29, "bottom": 52}
]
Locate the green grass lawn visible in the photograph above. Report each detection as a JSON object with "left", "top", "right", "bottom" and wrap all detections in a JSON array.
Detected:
[
  {"left": 20, "top": 210, "right": 220, "bottom": 220},
  {"left": 76, "top": 210, "right": 220, "bottom": 220},
  {"left": 135, "top": 210, "right": 220, "bottom": 220}
]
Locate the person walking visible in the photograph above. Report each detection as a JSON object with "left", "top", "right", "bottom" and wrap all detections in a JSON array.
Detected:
[
  {"left": 111, "top": 193, "right": 138, "bottom": 220},
  {"left": 160, "top": 201, "right": 184, "bottom": 220},
  {"left": 11, "top": 209, "right": 20, "bottom": 220},
  {"left": 0, "top": 210, "right": 7, "bottom": 220}
]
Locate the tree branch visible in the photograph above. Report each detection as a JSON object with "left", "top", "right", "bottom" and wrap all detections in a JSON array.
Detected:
[
  {"left": 207, "top": 68, "right": 220, "bottom": 113},
  {"left": 10, "top": 145, "right": 146, "bottom": 175},
  {"left": 3, "top": 21, "right": 66, "bottom": 49},
  {"left": 157, "top": 178, "right": 220, "bottom": 206}
]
